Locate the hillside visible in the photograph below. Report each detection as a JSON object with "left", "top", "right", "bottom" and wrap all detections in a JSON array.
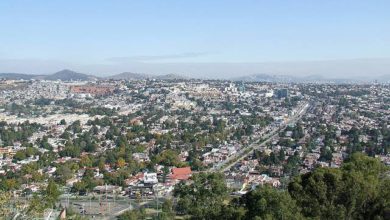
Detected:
[
  {"left": 154, "top": 73, "right": 187, "bottom": 80},
  {"left": 107, "top": 72, "right": 187, "bottom": 80},
  {"left": 43, "top": 69, "right": 97, "bottom": 81},
  {"left": 0, "top": 73, "right": 44, "bottom": 80},
  {"left": 107, "top": 72, "right": 149, "bottom": 80},
  {"left": 0, "top": 69, "right": 97, "bottom": 81}
]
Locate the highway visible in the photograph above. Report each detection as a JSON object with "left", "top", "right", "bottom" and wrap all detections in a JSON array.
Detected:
[{"left": 209, "top": 101, "right": 310, "bottom": 172}]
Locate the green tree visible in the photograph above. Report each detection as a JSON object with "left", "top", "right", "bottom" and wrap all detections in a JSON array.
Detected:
[
  {"left": 118, "top": 208, "right": 146, "bottom": 220},
  {"left": 154, "top": 149, "right": 187, "bottom": 167},
  {"left": 288, "top": 167, "right": 345, "bottom": 219},
  {"left": 340, "top": 153, "right": 388, "bottom": 219},
  {"left": 55, "top": 165, "right": 74, "bottom": 184},
  {"left": 159, "top": 199, "right": 175, "bottom": 219},
  {"left": 0, "top": 191, "right": 23, "bottom": 217},
  {"left": 59, "top": 119, "right": 66, "bottom": 125},
  {"left": 45, "top": 180, "right": 60, "bottom": 207},
  {"left": 288, "top": 153, "right": 389, "bottom": 219},
  {"left": 174, "top": 172, "right": 228, "bottom": 219},
  {"left": 239, "top": 185, "right": 303, "bottom": 220}
]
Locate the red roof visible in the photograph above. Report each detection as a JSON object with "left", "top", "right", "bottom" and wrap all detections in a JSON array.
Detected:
[
  {"left": 172, "top": 167, "right": 191, "bottom": 175},
  {"left": 171, "top": 167, "right": 192, "bottom": 180}
]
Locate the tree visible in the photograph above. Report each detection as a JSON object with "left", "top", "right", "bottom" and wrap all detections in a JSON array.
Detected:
[
  {"left": 154, "top": 149, "right": 187, "bottom": 167},
  {"left": 278, "top": 149, "right": 286, "bottom": 161},
  {"left": 79, "top": 155, "right": 92, "bottom": 168},
  {"left": 72, "top": 181, "right": 87, "bottom": 195},
  {"left": 284, "top": 153, "right": 300, "bottom": 176},
  {"left": 340, "top": 153, "right": 388, "bottom": 219},
  {"left": 13, "top": 150, "right": 27, "bottom": 161},
  {"left": 160, "top": 199, "right": 175, "bottom": 219},
  {"left": 288, "top": 153, "right": 389, "bottom": 219},
  {"left": 174, "top": 172, "right": 228, "bottom": 219},
  {"left": 118, "top": 209, "right": 146, "bottom": 220},
  {"left": 1, "top": 178, "right": 19, "bottom": 191},
  {"left": 117, "top": 157, "right": 126, "bottom": 168},
  {"left": 45, "top": 180, "right": 60, "bottom": 207},
  {"left": 55, "top": 165, "right": 73, "bottom": 184},
  {"left": 0, "top": 191, "right": 20, "bottom": 217},
  {"left": 288, "top": 167, "right": 345, "bottom": 219},
  {"left": 216, "top": 204, "right": 246, "bottom": 220},
  {"left": 238, "top": 185, "right": 303, "bottom": 220},
  {"left": 319, "top": 146, "right": 332, "bottom": 162}
]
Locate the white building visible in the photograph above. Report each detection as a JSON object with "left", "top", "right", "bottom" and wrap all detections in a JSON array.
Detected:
[{"left": 143, "top": 172, "right": 158, "bottom": 184}]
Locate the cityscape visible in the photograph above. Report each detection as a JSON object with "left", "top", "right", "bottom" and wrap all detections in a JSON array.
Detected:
[
  {"left": 1, "top": 1, "right": 390, "bottom": 220},
  {"left": 1, "top": 74, "right": 389, "bottom": 219}
]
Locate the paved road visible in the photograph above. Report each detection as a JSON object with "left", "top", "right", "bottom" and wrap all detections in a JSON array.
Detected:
[{"left": 210, "top": 102, "right": 310, "bottom": 172}]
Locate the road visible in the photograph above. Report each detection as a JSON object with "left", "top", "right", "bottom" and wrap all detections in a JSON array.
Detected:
[{"left": 210, "top": 101, "right": 310, "bottom": 172}]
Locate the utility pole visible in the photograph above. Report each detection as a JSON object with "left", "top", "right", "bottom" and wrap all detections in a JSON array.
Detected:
[
  {"left": 99, "top": 194, "right": 102, "bottom": 215},
  {"left": 67, "top": 189, "right": 69, "bottom": 208},
  {"left": 105, "top": 184, "right": 108, "bottom": 215},
  {"left": 155, "top": 188, "right": 159, "bottom": 219}
]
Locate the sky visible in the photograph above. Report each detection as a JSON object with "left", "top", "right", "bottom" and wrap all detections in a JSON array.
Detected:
[{"left": 0, "top": 0, "right": 389, "bottom": 78}]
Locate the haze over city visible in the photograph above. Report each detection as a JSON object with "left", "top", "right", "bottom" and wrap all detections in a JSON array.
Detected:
[{"left": 1, "top": 1, "right": 389, "bottom": 79}]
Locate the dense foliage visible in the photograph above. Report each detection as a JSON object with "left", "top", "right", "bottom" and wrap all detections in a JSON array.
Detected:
[{"left": 172, "top": 153, "right": 389, "bottom": 220}]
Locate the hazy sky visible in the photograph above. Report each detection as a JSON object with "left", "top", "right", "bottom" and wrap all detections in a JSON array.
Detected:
[{"left": 0, "top": 1, "right": 389, "bottom": 78}]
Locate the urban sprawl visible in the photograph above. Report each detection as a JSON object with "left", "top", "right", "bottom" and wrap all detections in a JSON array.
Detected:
[{"left": 0, "top": 78, "right": 389, "bottom": 219}]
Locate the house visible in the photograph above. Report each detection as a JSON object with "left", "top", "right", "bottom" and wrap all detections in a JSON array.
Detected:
[
  {"left": 125, "top": 172, "right": 144, "bottom": 186},
  {"left": 143, "top": 172, "right": 158, "bottom": 184},
  {"left": 171, "top": 167, "right": 192, "bottom": 181},
  {"left": 66, "top": 177, "right": 80, "bottom": 187},
  {"left": 132, "top": 153, "right": 150, "bottom": 163}
]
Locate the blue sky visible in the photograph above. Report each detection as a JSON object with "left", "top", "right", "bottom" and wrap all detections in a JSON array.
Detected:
[{"left": 0, "top": 1, "right": 389, "bottom": 77}]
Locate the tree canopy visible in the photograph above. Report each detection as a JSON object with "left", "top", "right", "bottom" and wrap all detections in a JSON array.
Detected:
[{"left": 172, "top": 153, "right": 389, "bottom": 220}]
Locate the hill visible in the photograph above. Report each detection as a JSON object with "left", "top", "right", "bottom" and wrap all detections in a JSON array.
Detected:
[
  {"left": 154, "top": 73, "right": 187, "bottom": 80},
  {"left": 107, "top": 72, "right": 187, "bottom": 80},
  {"left": 232, "top": 73, "right": 368, "bottom": 84},
  {"left": 107, "top": 72, "right": 149, "bottom": 80},
  {"left": 0, "top": 69, "right": 97, "bottom": 81},
  {"left": 232, "top": 73, "right": 297, "bottom": 83},
  {"left": 0, "top": 73, "right": 44, "bottom": 80},
  {"left": 43, "top": 69, "right": 97, "bottom": 81}
]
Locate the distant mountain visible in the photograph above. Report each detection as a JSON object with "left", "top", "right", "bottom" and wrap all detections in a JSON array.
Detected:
[
  {"left": 0, "top": 69, "right": 97, "bottom": 81},
  {"left": 0, "top": 73, "right": 44, "bottom": 80},
  {"left": 232, "top": 73, "right": 371, "bottom": 84},
  {"left": 154, "top": 73, "right": 187, "bottom": 80},
  {"left": 232, "top": 73, "right": 298, "bottom": 83},
  {"left": 1, "top": 70, "right": 188, "bottom": 81},
  {"left": 44, "top": 69, "right": 97, "bottom": 81},
  {"left": 107, "top": 72, "right": 149, "bottom": 80},
  {"left": 2, "top": 69, "right": 384, "bottom": 83},
  {"left": 107, "top": 72, "right": 187, "bottom": 80}
]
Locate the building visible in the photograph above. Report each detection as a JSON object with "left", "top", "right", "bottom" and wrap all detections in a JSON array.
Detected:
[
  {"left": 93, "top": 185, "right": 122, "bottom": 194},
  {"left": 143, "top": 172, "right": 158, "bottom": 184},
  {"left": 70, "top": 85, "right": 115, "bottom": 96},
  {"left": 276, "top": 88, "right": 288, "bottom": 99},
  {"left": 171, "top": 167, "right": 192, "bottom": 181}
]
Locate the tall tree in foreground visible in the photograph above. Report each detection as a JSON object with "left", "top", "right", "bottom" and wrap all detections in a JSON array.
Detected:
[
  {"left": 174, "top": 172, "right": 229, "bottom": 219},
  {"left": 45, "top": 180, "right": 61, "bottom": 208},
  {"left": 238, "top": 185, "right": 303, "bottom": 220},
  {"left": 288, "top": 153, "right": 390, "bottom": 219}
]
